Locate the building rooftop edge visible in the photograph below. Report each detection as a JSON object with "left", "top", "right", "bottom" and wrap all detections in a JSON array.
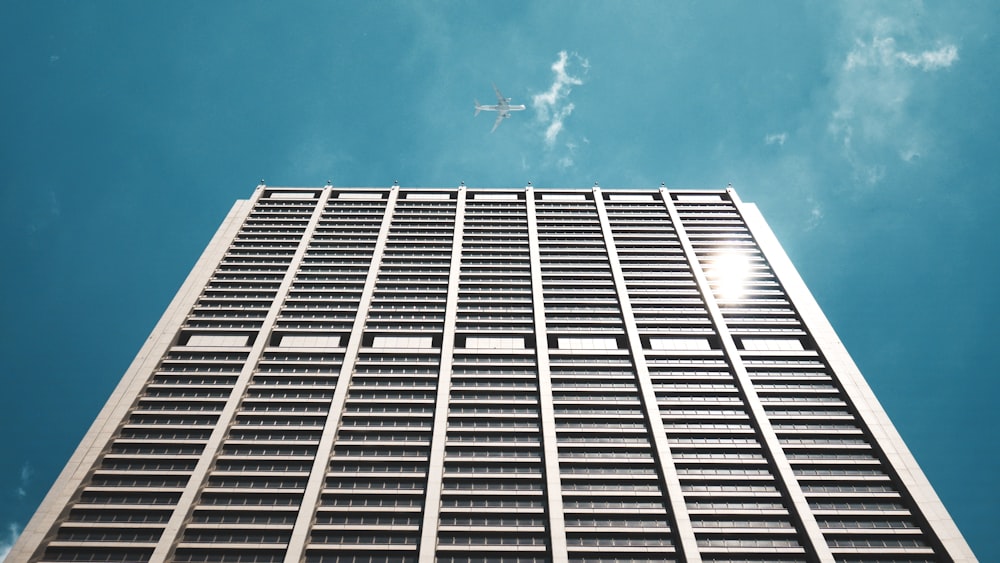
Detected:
[{"left": 256, "top": 185, "right": 733, "bottom": 192}]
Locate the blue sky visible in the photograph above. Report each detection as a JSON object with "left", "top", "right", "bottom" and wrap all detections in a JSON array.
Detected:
[{"left": 1, "top": 1, "right": 997, "bottom": 559}]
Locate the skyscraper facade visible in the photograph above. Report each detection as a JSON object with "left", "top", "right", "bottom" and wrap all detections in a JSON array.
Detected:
[{"left": 10, "top": 185, "right": 973, "bottom": 563}]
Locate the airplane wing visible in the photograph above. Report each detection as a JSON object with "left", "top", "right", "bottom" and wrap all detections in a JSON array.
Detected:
[
  {"left": 492, "top": 83, "right": 507, "bottom": 107},
  {"left": 491, "top": 112, "right": 504, "bottom": 133}
]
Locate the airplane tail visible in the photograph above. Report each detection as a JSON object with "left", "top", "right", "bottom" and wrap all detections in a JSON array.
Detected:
[{"left": 474, "top": 100, "right": 481, "bottom": 116}]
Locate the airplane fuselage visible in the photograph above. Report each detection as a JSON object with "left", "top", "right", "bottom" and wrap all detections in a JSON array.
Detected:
[{"left": 476, "top": 104, "right": 526, "bottom": 112}]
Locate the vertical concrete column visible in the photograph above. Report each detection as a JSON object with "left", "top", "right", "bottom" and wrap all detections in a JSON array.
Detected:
[
  {"left": 592, "top": 187, "right": 701, "bottom": 563},
  {"left": 152, "top": 187, "right": 334, "bottom": 562},
  {"left": 660, "top": 187, "right": 835, "bottom": 562},
  {"left": 283, "top": 188, "right": 401, "bottom": 563},
  {"left": 417, "top": 188, "right": 466, "bottom": 561},
  {"left": 525, "top": 188, "right": 569, "bottom": 562}
]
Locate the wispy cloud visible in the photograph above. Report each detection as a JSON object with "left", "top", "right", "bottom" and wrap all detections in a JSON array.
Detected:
[
  {"left": 806, "top": 201, "right": 824, "bottom": 231},
  {"left": 533, "top": 51, "right": 588, "bottom": 149},
  {"left": 764, "top": 132, "right": 787, "bottom": 146},
  {"left": 845, "top": 36, "right": 958, "bottom": 71},
  {"left": 0, "top": 523, "right": 21, "bottom": 562},
  {"left": 0, "top": 463, "right": 31, "bottom": 560},
  {"left": 897, "top": 44, "right": 958, "bottom": 71},
  {"left": 899, "top": 148, "right": 920, "bottom": 162},
  {"left": 829, "top": 14, "right": 958, "bottom": 186},
  {"left": 15, "top": 463, "right": 31, "bottom": 500}
]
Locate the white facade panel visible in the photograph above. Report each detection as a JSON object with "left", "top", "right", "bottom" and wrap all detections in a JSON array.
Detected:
[{"left": 186, "top": 334, "right": 249, "bottom": 347}]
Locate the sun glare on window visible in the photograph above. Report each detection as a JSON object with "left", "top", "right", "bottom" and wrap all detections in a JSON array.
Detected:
[{"left": 705, "top": 251, "right": 751, "bottom": 300}]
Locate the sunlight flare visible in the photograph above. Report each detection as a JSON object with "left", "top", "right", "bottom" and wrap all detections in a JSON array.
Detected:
[{"left": 705, "top": 251, "right": 751, "bottom": 300}]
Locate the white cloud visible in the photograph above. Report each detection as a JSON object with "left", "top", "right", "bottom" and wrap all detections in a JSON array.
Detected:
[
  {"left": 544, "top": 113, "right": 565, "bottom": 146},
  {"left": 844, "top": 36, "right": 896, "bottom": 70},
  {"left": 764, "top": 132, "right": 787, "bottom": 146},
  {"left": 807, "top": 204, "right": 824, "bottom": 231},
  {"left": 829, "top": 14, "right": 958, "bottom": 186},
  {"left": 897, "top": 44, "right": 958, "bottom": 71},
  {"left": 0, "top": 464, "right": 30, "bottom": 560},
  {"left": 533, "top": 51, "right": 587, "bottom": 148},
  {"left": 0, "top": 523, "right": 21, "bottom": 562},
  {"left": 15, "top": 463, "right": 31, "bottom": 499},
  {"left": 845, "top": 36, "right": 958, "bottom": 72},
  {"left": 900, "top": 147, "right": 921, "bottom": 162}
]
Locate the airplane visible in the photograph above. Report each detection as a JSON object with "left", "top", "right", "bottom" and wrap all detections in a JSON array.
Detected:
[{"left": 475, "top": 83, "right": 526, "bottom": 132}]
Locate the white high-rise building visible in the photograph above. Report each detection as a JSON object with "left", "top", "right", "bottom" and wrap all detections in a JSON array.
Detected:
[{"left": 9, "top": 185, "right": 974, "bottom": 562}]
